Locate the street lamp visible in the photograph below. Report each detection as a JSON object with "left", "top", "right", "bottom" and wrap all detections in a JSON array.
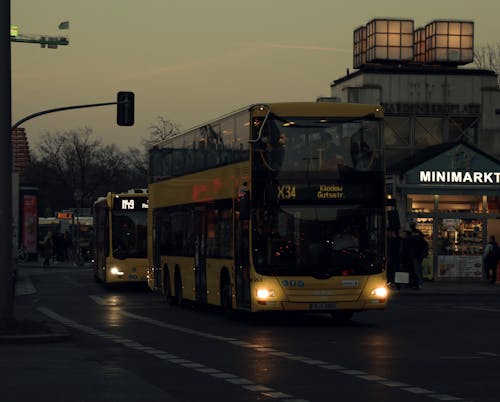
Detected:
[{"left": 10, "top": 21, "right": 70, "bottom": 48}]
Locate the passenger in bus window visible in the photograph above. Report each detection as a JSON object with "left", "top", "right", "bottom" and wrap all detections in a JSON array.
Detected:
[
  {"left": 266, "top": 132, "right": 286, "bottom": 171},
  {"left": 320, "top": 132, "right": 352, "bottom": 170},
  {"left": 350, "top": 137, "right": 373, "bottom": 170},
  {"left": 333, "top": 226, "right": 359, "bottom": 251}
]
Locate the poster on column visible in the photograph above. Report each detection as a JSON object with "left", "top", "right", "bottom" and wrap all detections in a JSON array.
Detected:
[{"left": 22, "top": 194, "right": 38, "bottom": 254}]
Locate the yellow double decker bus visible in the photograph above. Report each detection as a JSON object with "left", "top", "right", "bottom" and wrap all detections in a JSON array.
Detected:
[
  {"left": 147, "top": 102, "right": 388, "bottom": 320},
  {"left": 93, "top": 189, "right": 149, "bottom": 284}
]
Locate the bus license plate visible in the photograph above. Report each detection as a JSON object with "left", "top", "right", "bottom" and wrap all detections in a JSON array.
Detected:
[{"left": 310, "top": 302, "right": 336, "bottom": 310}]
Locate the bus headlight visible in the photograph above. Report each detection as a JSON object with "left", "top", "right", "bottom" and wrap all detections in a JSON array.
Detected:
[
  {"left": 370, "top": 287, "right": 388, "bottom": 298},
  {"left": 256, "top": 289, "right": 275, "bottom": 300},
  {"left": 110, "top": 267, "right": 124, "bottom": 276}
]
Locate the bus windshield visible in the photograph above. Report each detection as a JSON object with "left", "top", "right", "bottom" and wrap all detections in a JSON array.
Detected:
[
  {"left": 252, "top": 205, "right": 384, "bottom": 278},
  {"left": 254, "top": 116, "right": 382, "bottom": 175},
  {"left": 111, "top": 211, "right": 147, "bottom": 259}
]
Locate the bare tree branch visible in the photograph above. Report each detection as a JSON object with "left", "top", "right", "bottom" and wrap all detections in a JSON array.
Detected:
[{"left": 145, "top": 116, "right": 181, "bottom": 148}]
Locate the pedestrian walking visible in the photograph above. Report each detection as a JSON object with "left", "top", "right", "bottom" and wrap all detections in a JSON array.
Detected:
[
  {"left": 409, "top": 222, "right": 428, "bottom": 290},
  {"left": 401, "top": 229, "right": 414, "bottom": 287},
  {"left": 63, "top": 231, "right": 72, "bottom": 261},
  {"left": 41, "top": 231, "right": 53, "bottom": 267},
  {"left": 483, "top": 235, "right": 500, "bottom": 284},
  {"left": 387, "top": 229, "right": 401, "bottom": 288}
]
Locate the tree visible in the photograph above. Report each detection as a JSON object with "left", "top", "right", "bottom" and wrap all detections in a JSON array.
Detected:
[
  {"left": 145, "top": 116, "right": 180, "bottom": 148},
  {"left": 25, "top": 127, "right": 145, "bottom": 215},
  {"left": 473, "top": 44, "right": 500, "bottom": 85},
  {"left": 126, "top": 116, "right": 181, "bottom": 184}
]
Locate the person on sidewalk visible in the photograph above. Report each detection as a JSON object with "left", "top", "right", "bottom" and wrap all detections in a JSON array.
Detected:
[
  {"left": 483, "top": 235, "right": 500, "bottom": 285},
  {"left": 41, "top": 231, "right": 54, "bottom": 267},
  {"left": 400, "top": 230, "right": 413, "bottom": 288},
  {"left": 387, "top": 229, "right": 402, "bottom": 289},
  {"left": 409, "top": 222, "right": 428, "bottom": 290}
]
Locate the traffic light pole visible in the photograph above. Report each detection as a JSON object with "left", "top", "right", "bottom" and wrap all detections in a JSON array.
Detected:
[
  {"left": 0, "top": 0, "right": 14, "bottom": 328},
  {"left": 11, "top": 100, "right": 122, "bottom": 131},
  {"left": 1, "top": 94, "right": 133, "bottom": 328}
]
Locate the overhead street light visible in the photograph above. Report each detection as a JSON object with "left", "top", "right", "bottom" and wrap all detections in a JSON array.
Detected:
[{"left": 10, "top": 21, "right": 70, "bottom": 48}]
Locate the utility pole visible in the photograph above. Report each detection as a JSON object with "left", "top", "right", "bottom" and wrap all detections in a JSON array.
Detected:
[
  {"left": 1, "top": 11, "right": 132, "bottom": 327},
  {"left": 1, "top": 17, "right": 70, "bottom": 328},
  {"left": 0, "top": 0, "right": 14, "bottom": 328}
]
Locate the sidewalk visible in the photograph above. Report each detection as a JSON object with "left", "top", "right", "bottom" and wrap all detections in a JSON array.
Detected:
[{"left": 1, "top": 260, "right": 89, "bottom": 344}]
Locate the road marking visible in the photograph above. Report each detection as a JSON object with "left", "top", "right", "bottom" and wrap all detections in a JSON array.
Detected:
[
  {"left": 428, "top": 395, "right": 467, "bottom": 401},
  {"left": 379, "top": 380, "right": 411, "bottom": 387},
  {"left": 338, "top": 369, "right": 367, "bottom": 375},
  {"left": 454, "top": 305, "right": 500, "bottom": 313},
  {"left": 477, "top": 351, "right": 500, "bottom": 357},
  {"left": 37, "top": 307, "right": 310, "bottom": 402},
  {"left": 439, "top": 356, "right": 484, "bottom": 360},
  {"left": 113, "top": 308, "right": 470, "bottom": 401},
  {"left": 402, "top": 387, "right": 434, "bottom": 394}
]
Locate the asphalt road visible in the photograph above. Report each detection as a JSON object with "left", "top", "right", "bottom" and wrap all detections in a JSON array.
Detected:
[{"left": 5, "top": 267, "right": 500, "bottom": 402}]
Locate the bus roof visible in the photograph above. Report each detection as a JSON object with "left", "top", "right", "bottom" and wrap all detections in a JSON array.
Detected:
[{"left": 153, "top": 102, "right": 383, "bottom": 148}]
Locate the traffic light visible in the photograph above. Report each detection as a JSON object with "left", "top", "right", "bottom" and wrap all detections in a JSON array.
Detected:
[{"left": 117, "top": 91, "right": 135, "bottom": 126}]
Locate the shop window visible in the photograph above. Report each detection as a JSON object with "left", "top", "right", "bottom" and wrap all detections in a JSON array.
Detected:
[
  {"left": 487, "top": 196, "right": 500, "bottom": 214},
  {"left": 415, "top": 117, "right": 443, "bottom": 147},
  {"left": 383, "top": 116, "right": 410, "bottom": 146},
  {"left": 408, "top": 194, "right": 435, "bottom": 213},
  {"left": 436, "top": 218, "right": 483, "bottom": 256},
  {"left": 437, "top": 194, "right": 483, "bottom": 213},
  {"left": 448, "top": 117, "right": 479, "bottom": 144}
]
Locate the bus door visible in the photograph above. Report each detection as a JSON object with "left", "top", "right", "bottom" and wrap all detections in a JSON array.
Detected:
[
  {"left": 194, "top": 207, "right": 208, "bottom": 304},
  {"left": 235, "top": 209, "right": 251, "bottom": 309},
  {"left": 152, "top": 210, "right": 162, "bottom": 291}
]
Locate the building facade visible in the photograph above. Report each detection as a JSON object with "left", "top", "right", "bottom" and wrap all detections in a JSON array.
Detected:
[
  {"left": 12, "top": 127, "right": 31, "bottom": 175},
  {"left": 329, "top": 18, "right": 500, "bottom": 280}
]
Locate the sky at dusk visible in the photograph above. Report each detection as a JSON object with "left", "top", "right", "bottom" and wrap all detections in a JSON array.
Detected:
[{"left": 11, "top": 0, "right": 500, "bottom": 150}]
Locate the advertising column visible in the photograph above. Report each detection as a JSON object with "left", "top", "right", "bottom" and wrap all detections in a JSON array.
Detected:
[{"left": 19, "top": 187, "right": 39, "bottom": 260}]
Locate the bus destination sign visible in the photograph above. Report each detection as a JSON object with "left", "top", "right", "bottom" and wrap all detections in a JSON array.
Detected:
[
  {"left": 275, "top": 182, "right": 382, "bottom": 203},
  {"left": 277, "top": 184, "right": 344, "bottom": 201},
  {"left": 113, "top": 197, "right": 148, "bottom": 211}
]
